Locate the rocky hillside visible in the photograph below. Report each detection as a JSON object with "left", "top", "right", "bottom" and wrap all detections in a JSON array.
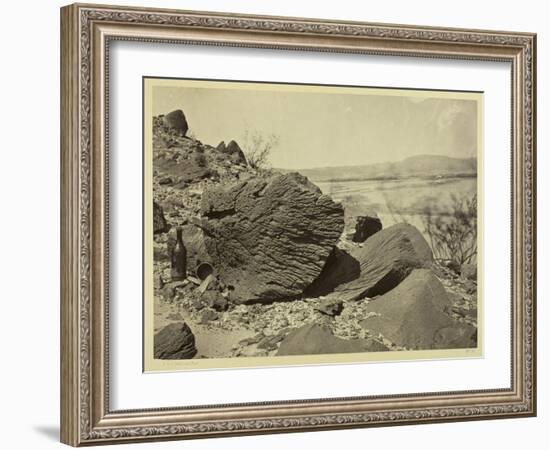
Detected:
[{"left": 152, "top": 109, "right": 478, "bottom": 363}]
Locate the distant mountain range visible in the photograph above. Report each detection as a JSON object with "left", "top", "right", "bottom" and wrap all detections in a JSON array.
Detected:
[{"left": 282, "top": 155, "right": 477, "bottom": 182}]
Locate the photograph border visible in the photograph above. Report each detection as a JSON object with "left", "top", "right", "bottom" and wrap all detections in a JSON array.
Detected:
[
  {"left": 142, "top": 76, "right": 484, "bottom": 372},
  {"left": 60, "top": 3, "right": 536, "bottom": 446}
]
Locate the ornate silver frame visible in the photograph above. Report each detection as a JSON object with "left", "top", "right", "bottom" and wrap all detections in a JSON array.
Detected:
[{"left": 60, "top": 3, "right": 536, "bottom": 446}]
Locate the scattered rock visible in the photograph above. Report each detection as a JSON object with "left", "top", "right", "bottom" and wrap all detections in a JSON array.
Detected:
[
  {"left": 199, "top": 308, "right": 219, "bottom": 324},
  {"left": 166, "top": 312, "right": 183, "bottom": 321},
  {"left": 452, "top": 305, "right": 478, "bottom": 320},
  {"left": 156, "top": 149, "right": 214, "bottom": 183},
  {"left": 154, "top": 322, "right": 197, "bottom": 359},
  {"left": 277, "top": 323, "right": 388, "bottom": 356},
  {"left": 153, "top": 242, "right": 169, "bottom": 261},
  {"left": 191, "top": 296, "right": 205, "bottom": 311},
  {"left": 351, "top": 214, "right": 382, "bottom": 242},
  {"left": 161, "top": 280, "right": 188, "bottom": 302},
  {"left": 161, "top": 283, "right": 177, "bottom": 302},
  {"left": 257, "top": 334, "right": 285, "bottom": 351},
  {"left": 312, "top": 223, "right": 433, "bottom": 301},
  {"left": 163, "top": 109, "right": 188, "bottom": 136},
  {"left": 461, "top": 263, "right": 477, "bottom": 281},
  {"left": 154, "top": 271, "right": 164, "bottom": 290},
  {"left": 463, "top": 280, "right": 477, "bottom": 294},
  {"left": 202, "top": 290, "right": 229, "bottom": 312},
  {"left": 153, "top": 201, "right": 169, "bottom": 234},
  {"left": 158, "top": 175, "right": 175, "bottom": 185},
  {"left": 239, "top": 333, "right": 264, "bottom": 346},
  {"left": 315, "top": 298, "right": 344, "bottom": 316},
  {"left": 235, "top": 347, "right": 269, "bottom": 358},
  {"left": 200, "top": 172, "right": 344, "bottom": 303},
  {"left": 360, "top": 269, "right": 477, "bottom": 350}
]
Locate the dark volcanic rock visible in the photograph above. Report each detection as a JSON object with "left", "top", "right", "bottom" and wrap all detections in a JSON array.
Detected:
[
  {"left": 200, "top": 173, "right": 344, "bottom": 303},
  {"left": 360, "top": 269, "right": 477, "bottom": 350},
  {"left": 351, "top": 215, "right": 382, "bottom": 242},
  {"left": 154, "top": 322, "right": 197, "bottom": 359},
  {"left": 224, "top": 140, "right": 247, "bottom": 166},
  {"left": 315, "top": 298, "right": 344, "bottom": 316},
  {"left": 160, "top": 280, "right": 188, "bottom": 302},
  {"left": 200, "top": 308, "right": 219, "bottom": 324},
  {"left": 225, "top": 140, "right": 241, "bottom": 154},
  {"left": 317, "top": 223, "right": 433, "bottom": 302},
  {"left": 202, "top": 290, "right": 229, "bottom": 312},
  {"left": 277, "top": 323, "right": 388, "bottom": 356},
  {"left": 153, "top": 201, "right": 169, "bottom": 234},
  {"left": 257, "top": 333, "right": 285, "bottom": 351},
  {"left": 163, "top": 109, "right": 188, "bottom": 136}
]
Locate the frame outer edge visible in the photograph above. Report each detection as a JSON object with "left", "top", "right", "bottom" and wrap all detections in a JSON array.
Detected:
[
  {"left": 61, "top": 3, "right": 81, "bottom": 447},
  {"left": 62, "top": 2, "right": 537, "bottom": 445},
  {"left": 528, "top": 33, "right": 536, "bottom": 416}
]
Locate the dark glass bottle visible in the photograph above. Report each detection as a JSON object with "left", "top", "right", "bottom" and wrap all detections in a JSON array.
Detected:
[{"left": 170, "top": 228, "right": 187, "bottom": 281}]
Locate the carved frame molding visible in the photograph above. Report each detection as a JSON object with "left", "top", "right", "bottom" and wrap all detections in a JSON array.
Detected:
[{"left": 61, "top": 3, "right": 536, "bottom": 446}]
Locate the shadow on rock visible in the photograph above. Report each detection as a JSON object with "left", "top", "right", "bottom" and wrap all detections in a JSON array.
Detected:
[{"left": 304, "top": 247, "right": 361, "bottom": 297}]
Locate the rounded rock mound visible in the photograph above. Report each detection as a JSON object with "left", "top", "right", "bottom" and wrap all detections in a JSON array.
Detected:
[{"left": 163, "top": 109, "right": 188, "bottom": 136}]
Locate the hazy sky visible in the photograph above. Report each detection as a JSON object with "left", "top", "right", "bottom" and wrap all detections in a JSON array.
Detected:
[{"left": 151, "top": 82, "right": 479, "bottom": 170}]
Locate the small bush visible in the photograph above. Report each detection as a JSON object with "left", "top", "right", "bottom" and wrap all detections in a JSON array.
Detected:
[
  {"left": 422, "top": 194, "right": 477, "bottom": 265},
  {"left": 241, "top": 129, "right": 280, "bottom": 169}
]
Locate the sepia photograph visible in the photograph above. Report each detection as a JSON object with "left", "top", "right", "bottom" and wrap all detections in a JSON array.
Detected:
[{"left": 143, "top": 78, "right": 482, "bottom": 371}]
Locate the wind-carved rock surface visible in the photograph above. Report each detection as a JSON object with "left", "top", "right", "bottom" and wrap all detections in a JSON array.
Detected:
[
  {"left": 200, "top": 172, "right": 345, "bottom": 303},
  {"left": 310, "top": 223, "right": 433, "bottom": 301}
]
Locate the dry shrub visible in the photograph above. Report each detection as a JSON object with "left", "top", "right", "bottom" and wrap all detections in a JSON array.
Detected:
[
  {"left": 422, "top": 193, "right": 477, "bottom": 265},
  {"left": 241, "top": 129, "right": 280, "bottom": 169}
]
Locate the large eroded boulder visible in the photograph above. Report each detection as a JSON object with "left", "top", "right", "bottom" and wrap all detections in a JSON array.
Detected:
[
  {"left": 277, "top": 323, "right": 388, "bottom": 356},
  {"left": 154, "top": 322, "right": 197, "bottom": 359},
  {"left": 163, "top": 109, "right": 188, "bottom": 136},
  {"left": 311, "top": 223, "right": 433, "bottom": 301},
  {"left": 360, "top": 269, "right": 477, "bottom": 350},
  {"left": 200, "top": 173, "right": 344, "bottom": 303}
]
